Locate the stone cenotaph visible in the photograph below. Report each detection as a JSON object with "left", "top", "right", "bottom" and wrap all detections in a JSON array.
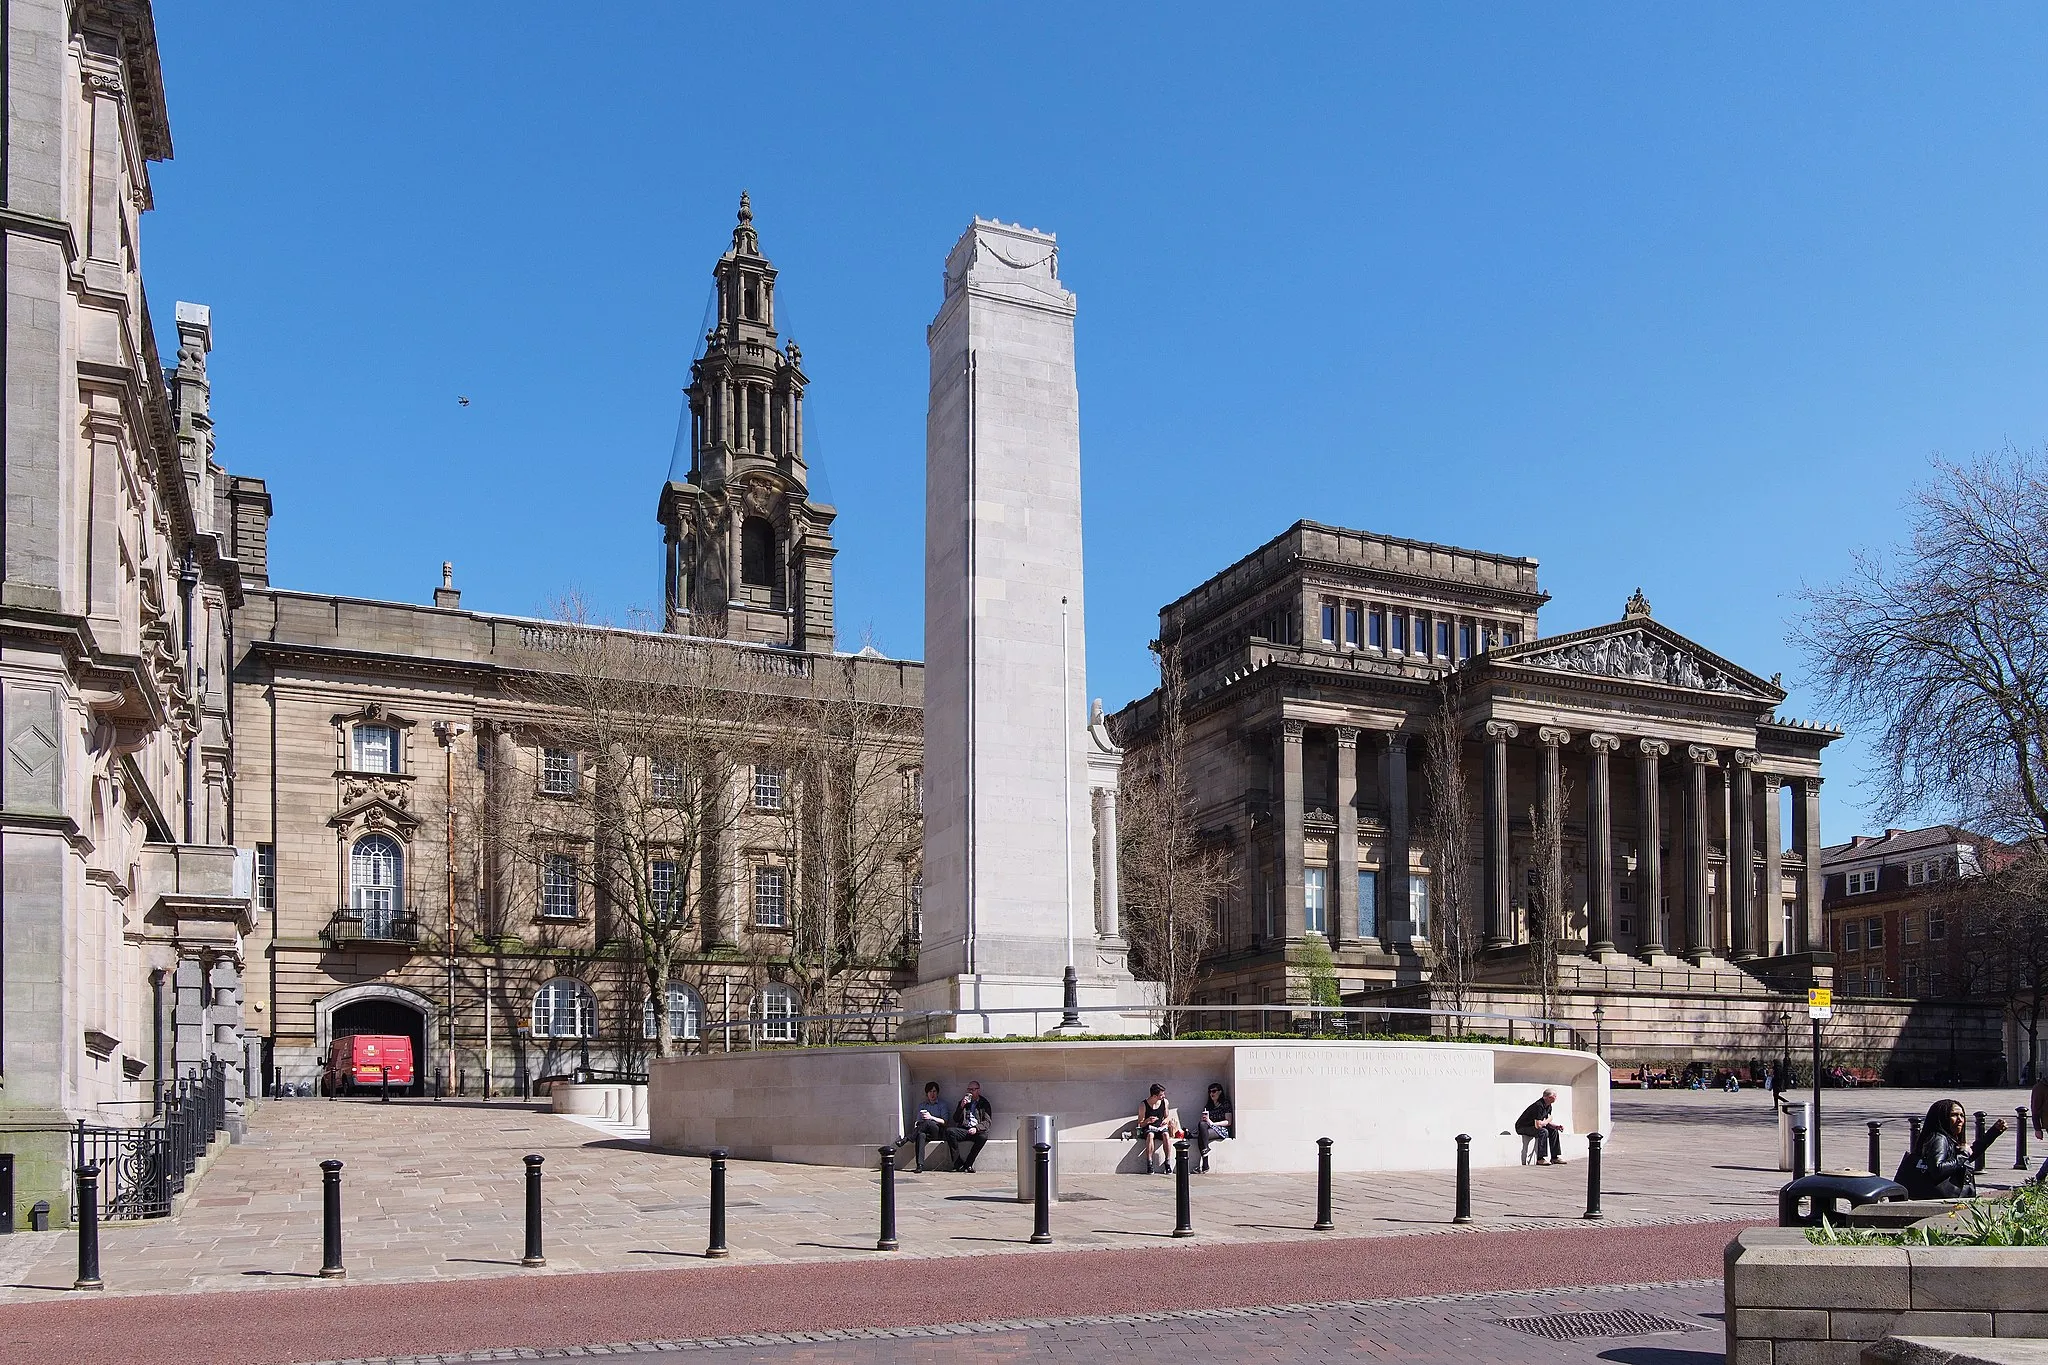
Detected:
[{"left": 905, "top": 219, "right": 1153, "bottom": 1035}]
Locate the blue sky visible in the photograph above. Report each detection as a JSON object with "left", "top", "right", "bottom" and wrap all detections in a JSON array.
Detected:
[{"left": 148, "top": 6, "right": 2048, "bottom": 839}]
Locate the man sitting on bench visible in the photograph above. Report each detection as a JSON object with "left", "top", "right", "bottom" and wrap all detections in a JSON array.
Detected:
[{"left": 1516, "top": 1089, "right": 1566, "bottom": 1165}]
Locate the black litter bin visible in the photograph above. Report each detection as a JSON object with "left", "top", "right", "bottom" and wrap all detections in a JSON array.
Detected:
[{"left": 1777, "top": 1173, "right": 1907, "bottom": 1228}]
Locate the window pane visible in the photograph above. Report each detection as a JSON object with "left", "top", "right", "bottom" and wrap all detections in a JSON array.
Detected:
[
  {"left": 1437, "top": 622, "right": 1452, "bottom": 658},
  {"left": 1458, "top": 623, "right": 1473, "bottom": 659},
  {"left": 542, "top": 853, "right": 578, "bottom": 919},
  {"left": 1320, "top": 603, "right": 1336, "bottom": 643},
  {"left": 753, "top": 766, "right": 785, "bottom": 810},
  {"left": 542, "top": 748, "right": 576, "bottom": 795},
  {"left": 1303, "top": 867, "right": 1326, "bottom": 935},
  {"left": 1410, "top": 875, "right": 1429, "bottom": 933},
  {"left": 1368, "top": 611, "right": 1383, "bottom": 649},
  {"left": 1391, "top": 614, "right": 1407, "bottom": 652},
  {"left": 1343, "top": 606, "right": 1360, "bottom": 647},
  {"left": 353, "top": 725, "right": 397, "bottom": 774},
  {"left": 1358, "top": 870, "right": 1377, "bottom": 939},
  {"left": 754, "top": 866, "right": 786, "bottom": 927}
]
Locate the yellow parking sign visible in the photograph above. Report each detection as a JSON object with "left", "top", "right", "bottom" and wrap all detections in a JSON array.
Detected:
[{"left": 1807, "top": 988, "right": 1832, "bottom": 1009}]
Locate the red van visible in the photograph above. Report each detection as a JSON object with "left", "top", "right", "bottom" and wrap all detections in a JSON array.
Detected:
[{"left": 323, "top": 1035, "right": 415, "bottom": 1095}]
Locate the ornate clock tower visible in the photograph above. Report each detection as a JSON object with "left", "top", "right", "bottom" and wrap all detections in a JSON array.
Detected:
[{"left": 658, "top": 194, "right": 836, "bottom": 648}]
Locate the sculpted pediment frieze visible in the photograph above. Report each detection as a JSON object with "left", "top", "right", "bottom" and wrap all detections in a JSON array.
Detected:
[{"left": 1497, "top": 625, "right": 1780, "bottom": 702}]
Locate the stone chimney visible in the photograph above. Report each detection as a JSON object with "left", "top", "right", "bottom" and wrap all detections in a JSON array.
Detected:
[{"left": 434, "top": 561, "right": 461, "bottom": 609}]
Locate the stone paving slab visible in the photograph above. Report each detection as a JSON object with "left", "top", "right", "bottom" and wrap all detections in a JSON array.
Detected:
[{"left": 0, "top": 1086, "right": 2024, "bottom": 1302}]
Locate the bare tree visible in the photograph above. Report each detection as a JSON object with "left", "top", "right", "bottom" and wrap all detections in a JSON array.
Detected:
[
  {"left": 1527, "top": 780, "right": 1572, "bottom": 1025},
  {"left": 504, "top": 598, "right": 775, "bottom": 1060},
  {"left": 1796, "top": 446, "right": 2048, "bottom": 840},
  {"left": 768, "top": 655, "right": 923, "bottom": 1043},
  {"left": 1961, "top": 843, "right": 2048, "bottom": 1081},
  {"left": 1119, "top": 640, "right": 1236, "bottom": 1038},
  {"left": 1421, "top": 678, "right": 1477, "bottom": 1018}
]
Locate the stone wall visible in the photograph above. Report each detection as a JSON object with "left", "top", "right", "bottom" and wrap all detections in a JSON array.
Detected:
[{"left": 1726, "top": 1227, "right": 2048, "bottom": 1365}]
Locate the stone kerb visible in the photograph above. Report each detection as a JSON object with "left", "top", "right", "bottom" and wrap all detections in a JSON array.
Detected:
[
  {"left": 648, "top": 1038, "right": 1607, "bottom": 1175},
  {"left": 1726, "top": 1227, "right": 2048, "bottom": 1365}
]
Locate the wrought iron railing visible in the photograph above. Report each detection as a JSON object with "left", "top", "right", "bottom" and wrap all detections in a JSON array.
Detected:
[
  {"left": 323, "top": 909, "right": 422, "bottom": 946},
  {"left": 74, "top": 1058, "right": 229, "bottom": 1221}
]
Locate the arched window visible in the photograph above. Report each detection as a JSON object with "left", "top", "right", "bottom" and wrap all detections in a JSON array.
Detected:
[
  {"left": 642, "top": 982, "right": 704, "bottom": 1041},
  {"left": 754, "top": 983, "right": 799, "bottom": 1043},
  {"left": 350, "top": 834, "right": 403, "bottom": 936},
  {"left": 740, "top": 517, "right": 776, "bottom": 588},
  {"left": 532, "top": 978, "right": 596, "bottom": 1039},
  {"left": 351, "top": 723, "right": 399, "bottom": 774}
]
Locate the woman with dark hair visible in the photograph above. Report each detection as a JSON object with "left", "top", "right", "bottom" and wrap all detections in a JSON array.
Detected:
[
  {"left": 1194, "top": 1082, "right": 1233, "bottom": 1173},
  {"left": 1898, "top": 1098, "right": 2005, "bottom": 1198},
  {"left": 1135, "top": 1083, "right": 1174, "bottom": 1174}
]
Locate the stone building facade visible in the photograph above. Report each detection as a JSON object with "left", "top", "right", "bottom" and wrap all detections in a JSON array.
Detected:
[
  {"left": 1111, "top": 521, "right": 2008, "bottom": 1077},
  {"left": 0, "top": 1, "right": 260, "bottom": 1221},
  {"left": 232, "top": 204, "right": 926, "bottom": 1095}
]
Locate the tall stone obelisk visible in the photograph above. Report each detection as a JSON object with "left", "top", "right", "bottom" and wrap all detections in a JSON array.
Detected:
[{"left": 908, "top": 219, "right": 1145, "bottom": 1034}]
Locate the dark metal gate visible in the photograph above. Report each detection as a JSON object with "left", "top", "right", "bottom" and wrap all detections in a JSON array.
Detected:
[{"left": 73, "top": 1059, "right": 229, "bottom": 1220}]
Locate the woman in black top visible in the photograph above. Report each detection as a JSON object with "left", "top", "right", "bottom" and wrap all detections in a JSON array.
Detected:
[
  {"left": 1899, "top": 1098, "right": 2005, "bottom": 1199},
  {"left": 1135, "top": 1083, "right": 1173, "bottom": 1174},
  {"left": 1194, "top": 1083, "right": 1233, "bottom": 1173}
]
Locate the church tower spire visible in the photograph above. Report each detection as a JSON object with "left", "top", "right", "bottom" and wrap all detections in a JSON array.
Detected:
[{"left": 658, "top": 194, "right": 836, "bottom": 649}]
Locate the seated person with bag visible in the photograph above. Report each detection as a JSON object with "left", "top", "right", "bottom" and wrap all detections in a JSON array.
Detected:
[
  {"left": 1897, "top": 1098, "right": 2005, "bottom": 1199},
  {"left": 901, "top": 1081, "right": 948, "bottom": 1173}
]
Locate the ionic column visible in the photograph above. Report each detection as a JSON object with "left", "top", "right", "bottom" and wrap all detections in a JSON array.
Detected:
[
  {"left": 1795, "top": 777, "right": 1824, "bottom": 953},
  {"left": 1763, "top": 774, "right": 1785, "bottom": 954},
  {"left": 1333, "top": 727, "right": 1359, "bottom": 946},
  {"left": 1636, "top": 740, "right": 1669, "bottom": 957},
  {"left": 1095, "top": 786, "right": 1121, "bottom": 940},
  {"left": 1729, "top": 750, "right": 1757, "bottom": 960},
  {"left": 1684, "top": 745, "right": 1718, "bottom": 962},
  {"left": 1381, "top": 731, "right": 1411, "bottom": 943},
  {"left": 1483, "top": 721, "right": 1518, "bottom": 947},
  {"left": 1281, "top": 720, "right": 1306, "bottom": 939},
  {"left": 1537, "top": 726, "right": 1571, "bottom": 940},
  {"left": 1586, "top": 734, "right": 1619, "bottom": 954}
]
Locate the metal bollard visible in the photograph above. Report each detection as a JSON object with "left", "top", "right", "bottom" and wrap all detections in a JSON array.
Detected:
[
  {"left": 1583, "top": 1133, "right": 1605, "bottom": 1221},
  {"left": 521, "top": 1154, "right": 546, "bottom": 1267},
  {"left": 1909, "top": 1116, "right": 1922, "bottom": 1154},
  {"left": 319, "top": 1160, "right": 345, "bottom": 1279},
  {"left": 705, "top": 1148, "right": 730, "bottom": 1258},
  {"left": 380, "top": 1066, "right": 391, "bottom": 1104},
  {"left": 1792, "top": 1126, "right": 1808, "bottom": 1181},
  {"left": 1453, "top": 1133, "right": 1472, "bottom": 1224},
  {"left": 1172, "top": 1138, "right": 1193, "bottom": 1238},
  {"left": 1868, "top": 1120, "right": 1882, "bottom": 1175},
  {"left": 1314, "top": 1136, "right": 1334, "bottom": 1231},
  {"left": 2019, "top": 1109, "right": 2032, "bottom": 1171},
  {"left": 73, "top": 1165, "right": 103, "bottom": 1291},
  {"left": 877, "top": 1146, "right": 899, "bottom": 1252},
  {"left": 1029, "top": 1142, "right": 1052, "bottom": 1245},
  {"left": 1975, "top": 1112, "right": 1988, "bottom": 1171}
]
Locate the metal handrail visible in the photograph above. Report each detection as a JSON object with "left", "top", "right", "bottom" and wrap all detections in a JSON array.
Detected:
[{"left": 699, "top": 1000, "right": 1580, "bottom": 1042}]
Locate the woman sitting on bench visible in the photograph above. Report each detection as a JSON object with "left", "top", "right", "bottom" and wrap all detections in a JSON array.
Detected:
[{"left": 1135, "top": 1084, "right": 1174, "bottom": 1174}]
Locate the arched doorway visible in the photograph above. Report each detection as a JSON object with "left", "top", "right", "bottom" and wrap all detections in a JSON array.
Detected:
[{"left": 328, "top": 995, "right": 427, "bottom": 1097}]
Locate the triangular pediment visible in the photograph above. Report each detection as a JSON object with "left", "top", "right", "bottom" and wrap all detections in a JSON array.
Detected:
[
  {"left": 1492, "top": 618, "right": 1784, "bottom": 702},
  {"left": 328, "top": 793, "right": 421, "bottom": 838}
]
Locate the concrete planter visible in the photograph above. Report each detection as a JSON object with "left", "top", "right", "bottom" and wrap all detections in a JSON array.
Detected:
[{"left": 1726, "top": 1227, "right": 2048, "bottom": 1365}]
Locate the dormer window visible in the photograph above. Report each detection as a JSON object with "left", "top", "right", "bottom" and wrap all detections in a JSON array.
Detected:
[
  {"left": 351, "top": 724, "right": 399, "bottom": 774},
  {"left": 1845, "top": 868, "right": 1879, "bottom": 896}
]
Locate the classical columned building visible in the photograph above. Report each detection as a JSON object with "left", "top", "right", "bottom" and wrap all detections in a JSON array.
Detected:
[{"left": 1113, "top": 521, "right": 2007, "bottom": 1076}]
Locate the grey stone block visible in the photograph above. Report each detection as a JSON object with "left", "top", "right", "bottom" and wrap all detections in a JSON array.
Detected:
[
  {"left": 1738, "top": 1308, "right": 1828, "bottom": 1340},
  {"left": 1780, "top": 1341, "right": 1869, "bottom": 1365},
  {"left": 1910, "top": 1248, "right": 2048, "bottom": 1313},
  {"left": 1866, "top": 1338, "right": 2048, "bottom": 1365},
  {"left": 1731, "top": 1244, "right": 1913, "bottom": 1309},
  {"left": 1993, "top": 1313, "right": 2048, "bottom": 1337},
  {"left": 1733, "top": 1340, "right": 1775, "bottom": 1365},
  {"left": 1832, "top": 1312, "right": 1994, "bottom": 1342}
]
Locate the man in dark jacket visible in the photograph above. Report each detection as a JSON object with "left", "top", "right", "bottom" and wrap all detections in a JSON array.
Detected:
[
  {"left": 945, "top": 1080, "right": 993, "bottom": 1174},
  {"left": 1516, "top": 1089, "right": 1565, "bottom": 1165}
]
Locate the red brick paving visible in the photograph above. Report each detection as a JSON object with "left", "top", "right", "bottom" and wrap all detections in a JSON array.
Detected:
[{"left": 0, "top": 1218, "right": 1752, "bottom": 1365}]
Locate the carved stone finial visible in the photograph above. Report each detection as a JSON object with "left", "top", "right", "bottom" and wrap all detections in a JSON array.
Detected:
[
  {"left": 732, "top": 191, "right": 760, "bottom": 254},
  {"left": 1624, "top": 587, "right": 1652, "bottom": 619},
  {"left": 738, "top": 190, "right": 753, "bottom": 224},
  {"left": 1770, "top": 672, "right": 1783, "bottom": 688}
]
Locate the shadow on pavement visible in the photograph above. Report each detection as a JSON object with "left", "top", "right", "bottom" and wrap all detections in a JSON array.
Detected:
[{"left": 1599, "top": 1348, "right": 1721, "bottom": 1365}]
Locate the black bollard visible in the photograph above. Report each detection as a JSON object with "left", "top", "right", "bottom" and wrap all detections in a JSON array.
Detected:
[
  {"left": 380, "top": 1066, "right": 390, "bottom": 1104},
  {"left": 319, "top": 1159, "right": 345, "bottom": 1279},
  {"left": 1975, "top": 1112, "right": 1988, "bottom": 1171},
  {"left": 1910, "top": 1115, "right": 1922, "bottom": 1154},
  {"left": 2019, "top": 1109, "right": 2032, "bottom": 1171},
  {"left": 73, "top": 1165, "right": 103, "bottom": 1291},
  {"left": 1173, "top": 1138, "right": 1194, "bottom": 1238},
  {"left": 1792, "top": 1126, "right": 1808, "bottom": 1181},
  {"left": 877, "top": 1146, "right": 899, "bottom": 1252},
  {"left": 1453, "top": 1134, "right": 1472, "bottom": 1224},
  {"left": 705, "top": 1148, "right": 730, "bottom": 1259},
  {"left": 1583, "top": 1133, "right": 1605, "bottom": 1221},
  {"left": 521, "top": 1154, "right": 546, "bottom": 1267},
  {"left": 1314, "top": 1136, "right": 1334, "bottom": 1231},
  {"left": 1868, "top": 1120, "right": 1882, "bottom": 1175},
  {"left": 1029, "top": 1142, "right": 1052, "bottom": 1245}
]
